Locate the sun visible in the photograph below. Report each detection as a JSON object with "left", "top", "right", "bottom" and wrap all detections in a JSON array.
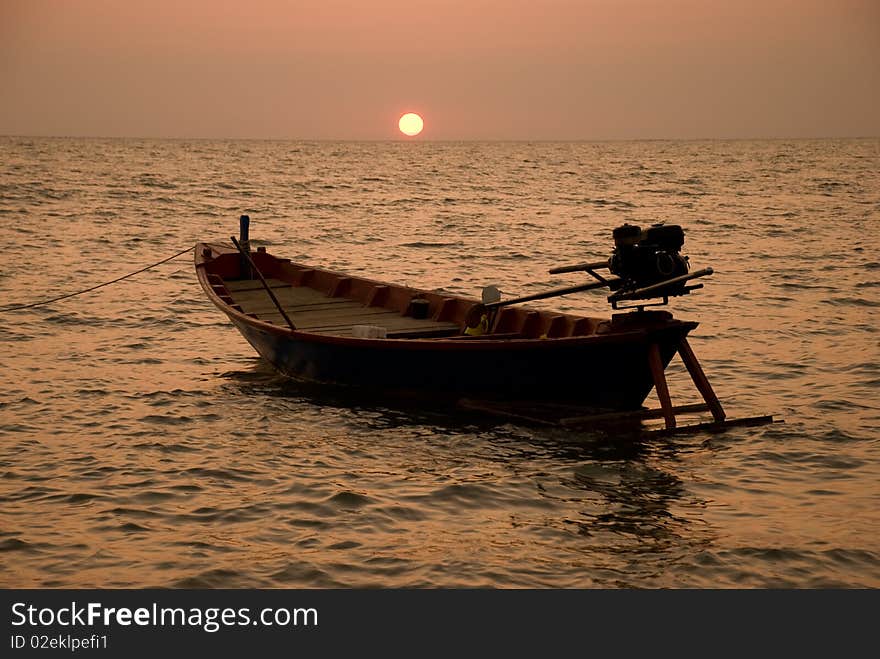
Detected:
[{"left": 398, "top": 112, "right": 424, "bottom": 137}]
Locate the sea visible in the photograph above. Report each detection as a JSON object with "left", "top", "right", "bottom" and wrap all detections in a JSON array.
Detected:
[{"left": 0, "top": 137, "right": 877, "bottom": 588}]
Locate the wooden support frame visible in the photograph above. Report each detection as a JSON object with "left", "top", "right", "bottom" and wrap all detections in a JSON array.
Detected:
[
  {"left": 677, "top": 338, "right": 725, "bottom": 423},
  {"left": 647, "top": 343, "right": 676, "bottom": 429},
  {"left": 644, "top": 338, "right": 726, "bottom": 430},
  {"left": 560, "top": 402, "right": 709, "bottom": 427},
  {"left": 455, "top": 337, "right": 773, "bottom": 435}
]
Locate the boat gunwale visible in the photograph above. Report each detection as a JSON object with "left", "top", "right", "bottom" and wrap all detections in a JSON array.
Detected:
[{"left": 195, "top": 242, "right": 698, "bottom": 350}]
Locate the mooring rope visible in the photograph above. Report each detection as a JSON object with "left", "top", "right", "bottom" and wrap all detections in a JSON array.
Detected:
[{"left": 0, "top": 245, "right": 195, "bottom": 313}]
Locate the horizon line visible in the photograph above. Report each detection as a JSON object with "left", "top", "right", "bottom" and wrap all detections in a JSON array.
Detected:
[{"left": 2, "top": 133, "right": 879, "bottom": 143}]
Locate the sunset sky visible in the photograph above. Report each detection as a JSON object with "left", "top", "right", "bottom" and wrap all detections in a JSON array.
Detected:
[{"left": 1, "top": 0, "right": 878, "bottom": 140}]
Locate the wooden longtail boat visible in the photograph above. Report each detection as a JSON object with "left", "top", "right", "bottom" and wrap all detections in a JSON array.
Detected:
[{"left": 195, "top": 217, "right": 774, "bottom": 432}]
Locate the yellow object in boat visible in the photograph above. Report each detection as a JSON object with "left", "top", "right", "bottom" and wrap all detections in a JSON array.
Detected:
[{"left": 465, "top": 314, "right": 488, "bottom": 336}]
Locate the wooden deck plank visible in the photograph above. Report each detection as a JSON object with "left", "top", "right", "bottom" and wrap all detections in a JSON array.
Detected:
[
  {"left": 307, "top": 325, "right": 461, "bottom": 339},
  {"left": 258, "top": 309, "right": 405, "bottom": 328},
  {"left": 224, "top": 278, "right": 292, "bottom": 292},
  {"left": 239, "top": 299, "right": 362, "bottom": 315},
  {"left": 256, "top": 310, "right": 460, "bottom": 334},
  {"left": 291, "top": 307, "right": 399, "bottom": 322},
  {"left": 300, "top": 324, "right": 459, "bottom": 335},
  {"left": 303, "top": 315, "right": 457, "bottom": 330},
  {"left": 228, "top": 286, "right": 335, "bottom": 306}
]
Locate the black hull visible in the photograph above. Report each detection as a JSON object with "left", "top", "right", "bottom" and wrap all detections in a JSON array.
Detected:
[{"left": 229, "top": 315, "right": 691, "bottom": 410}]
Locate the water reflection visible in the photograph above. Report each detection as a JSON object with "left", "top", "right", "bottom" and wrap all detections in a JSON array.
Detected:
[{"left": 219, "top": 359, "right": 713, "bottom": 586}]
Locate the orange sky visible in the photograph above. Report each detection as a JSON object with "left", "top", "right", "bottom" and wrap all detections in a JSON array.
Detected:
[{"left": 1, "top": 0, "right": 878, "bottom": 139}]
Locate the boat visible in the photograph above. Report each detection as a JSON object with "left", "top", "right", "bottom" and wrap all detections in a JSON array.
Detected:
[{"left": 195, "top": 216, "right": 775, "bottom": 432}]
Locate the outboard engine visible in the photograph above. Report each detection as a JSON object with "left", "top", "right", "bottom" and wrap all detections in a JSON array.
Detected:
[
  {"left": 608, "top": 223, "right": 689, "bottom": 298},
  {"left": 542, "top": 222, "right": 712, "bottom": 311}
]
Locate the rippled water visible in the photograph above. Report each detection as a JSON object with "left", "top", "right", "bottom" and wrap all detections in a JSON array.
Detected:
[{"left": 0, "top": 137, "right": 878, "bottom": 587}]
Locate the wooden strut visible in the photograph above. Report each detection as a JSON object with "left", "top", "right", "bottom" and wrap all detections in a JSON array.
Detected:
[
  {"left": 646, "top": 338, "right": 726, "bottom": 430},
  {"left": 677, "top": 338, "right": 726, "bottom": 423},
  {"left": 647, "top": 343, "right": 676, "bottom": 430}
]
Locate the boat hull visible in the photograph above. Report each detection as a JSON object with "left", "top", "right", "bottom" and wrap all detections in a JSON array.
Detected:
[{"left": 228, "top": 313, "right": 691, "bottom": 409}]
